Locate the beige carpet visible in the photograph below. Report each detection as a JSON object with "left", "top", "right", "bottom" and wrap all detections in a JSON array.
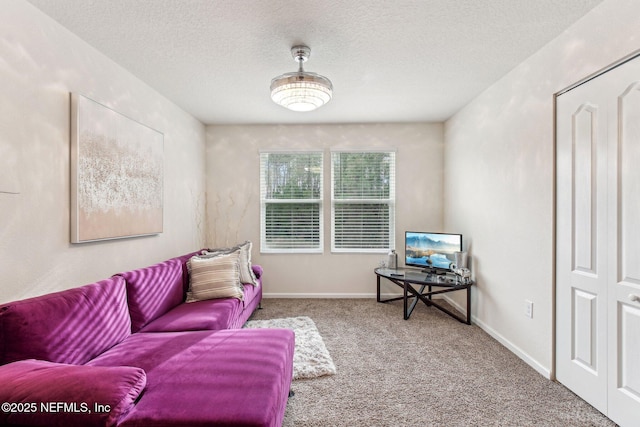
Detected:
[{"left": 249, "top": 298, "right": 616, "bottom": 427}]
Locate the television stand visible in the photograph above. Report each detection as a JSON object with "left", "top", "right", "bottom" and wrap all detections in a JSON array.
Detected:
[{"left": 375, "top": 268, "right": 473, "bottom": 324}]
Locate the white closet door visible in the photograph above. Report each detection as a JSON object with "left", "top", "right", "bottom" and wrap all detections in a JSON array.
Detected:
[
  {"left": 556, "top": 73, "right": 609, "bottom": 414},
  {"left": 557, "top": 55, "right": 640, "bottom": 427},
  {"left": 607, "top": 66, "right": 640, "bottom": 427}
]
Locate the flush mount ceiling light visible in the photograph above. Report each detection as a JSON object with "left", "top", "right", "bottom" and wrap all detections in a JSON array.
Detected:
[{"left": 270, "top": 45, "right": 333, "bottom": 112}]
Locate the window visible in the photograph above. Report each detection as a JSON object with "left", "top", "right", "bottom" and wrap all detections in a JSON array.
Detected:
[
  {"left": 331, "top": 151, "right": 395, "bottom": 252},
  {"left": 260, "top": 152, "right": 323, "bottom": 253}
]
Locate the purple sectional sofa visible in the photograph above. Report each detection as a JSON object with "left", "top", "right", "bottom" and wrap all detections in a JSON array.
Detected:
[{"left": 0, "top": 251, "right": 294, "bottom": 427}]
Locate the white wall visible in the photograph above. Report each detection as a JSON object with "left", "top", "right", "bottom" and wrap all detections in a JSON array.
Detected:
[
  {"left": 0, "top": 1, "right": 206, "bottom": 303},
  {"left": 443, "top": 0, "right": 640, "bottom": 377},
  {"left": 7, "top": 0, "right": 635, "bottom": 383},
  {"left": 206, "top": 123, "right": 444, "bottom": 296}
]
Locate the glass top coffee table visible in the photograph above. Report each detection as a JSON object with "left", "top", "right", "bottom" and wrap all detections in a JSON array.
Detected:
[{"left": 375, "top": 268, "right": 473, "bottom": 324}]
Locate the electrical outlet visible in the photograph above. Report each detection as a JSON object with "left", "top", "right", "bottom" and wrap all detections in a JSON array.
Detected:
[{"left": 525, "top": 300, "right": 533, "bottom": 318}]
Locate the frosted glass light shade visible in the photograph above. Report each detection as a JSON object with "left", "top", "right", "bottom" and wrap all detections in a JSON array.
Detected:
[{"left": 270, "top": 72, "right": 333, "bottom": 112}]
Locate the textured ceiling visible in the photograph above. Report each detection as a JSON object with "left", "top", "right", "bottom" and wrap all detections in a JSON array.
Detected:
[{"left": 28, "top": 0, "right": 603, "bottom": 125}]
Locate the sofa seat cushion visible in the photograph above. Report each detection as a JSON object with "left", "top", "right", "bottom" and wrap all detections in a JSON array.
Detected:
[
  {"left": 140, "top": 297, "right": 243, "bottom": 332},
  {"left": 0, "top": 276, "right": 131, "bottom": 365},
  {"left": 0, "top": 359, "right": 146, "bottom": 427},
  {"left": 140, "top": 281, "right": 262, "bottom": 333},
  {"left": 228, "top": 284, "right": 263, "bottom": 329},
  {"left": 87, "top": 329, "right": 295, "bottom": 427},
  {"left": 118, "top": 253, "right": 198, "bottom": 333}
]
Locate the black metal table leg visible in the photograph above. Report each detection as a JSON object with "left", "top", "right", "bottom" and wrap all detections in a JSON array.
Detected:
[
  {"left": 407, "top": 284, "right": 427, "bottom": 319},
  {"left": 466, "top": 285, "right": 471, "bottom": 325},
  {"left": 403, "top": 280, "right": 408, "bottom": 320}
]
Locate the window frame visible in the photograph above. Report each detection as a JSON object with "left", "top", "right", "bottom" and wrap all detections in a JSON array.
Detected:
[
  {"left": 330, "top": 149, "right": 396, "bottom": 253},
  {"left": 259, "top": 150, "right": 324, "bottom": 254}
]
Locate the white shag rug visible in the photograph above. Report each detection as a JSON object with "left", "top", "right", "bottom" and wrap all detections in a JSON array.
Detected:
[{"left": 244, "top": 316, "right": 336, "bottom": 380}]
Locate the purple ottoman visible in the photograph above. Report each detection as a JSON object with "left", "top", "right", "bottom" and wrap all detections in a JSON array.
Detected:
[{"left": 87, "top": 328, "right": 295, "bottom": 427}]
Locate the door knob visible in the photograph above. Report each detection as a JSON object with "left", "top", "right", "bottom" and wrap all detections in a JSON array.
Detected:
[{"left": 630, "top": 294, "right": 640, "bottom": 303}]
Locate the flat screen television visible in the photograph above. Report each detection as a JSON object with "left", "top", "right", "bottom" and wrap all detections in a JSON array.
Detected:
[{"left": 405, "top": 231, "right": 462, "bottom": 273}]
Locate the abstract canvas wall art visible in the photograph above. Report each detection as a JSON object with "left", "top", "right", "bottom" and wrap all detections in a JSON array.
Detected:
[{"left": 70, "top": 93, "right": 163, "bottom": 243}]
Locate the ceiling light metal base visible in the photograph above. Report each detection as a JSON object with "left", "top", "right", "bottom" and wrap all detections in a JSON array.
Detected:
[{"left": 291, "top": 45, "right": 311, "bottom": 63}]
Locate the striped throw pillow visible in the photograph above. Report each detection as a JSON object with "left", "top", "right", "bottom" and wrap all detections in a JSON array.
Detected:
[
  {"left": 201, "top": 241, "right": 258, "bottom": 286},
  {"left": 186, "top": 251, "right": 244, "bottom": 302}
]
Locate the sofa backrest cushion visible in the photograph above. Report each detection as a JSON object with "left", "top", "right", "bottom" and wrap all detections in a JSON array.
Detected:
[
  {"left": 117, "top": 256, "right": 191, "bottom": 333},
  {"left": 0, "top": 359, "right": 147, "bottom": 427},
  {"left": 0, "top": 276, "right": 131, "bottom": 365}
]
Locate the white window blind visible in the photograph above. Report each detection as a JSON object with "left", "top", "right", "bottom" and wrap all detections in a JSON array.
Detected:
[
  {"left": 260, "top": 152, "right": 323, "bottom": 253},
  {"left": 331, "top": 151, "right": 395, "bottom": 252}
]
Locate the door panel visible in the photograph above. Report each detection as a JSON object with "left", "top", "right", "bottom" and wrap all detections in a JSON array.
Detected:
[
  {"left": 572, "top": 105, "right": 598, "bottom": 274},
  {"left": 608, "top": 292, "right": 640, "bottom": 426},
  {"left": 618, "top": 82, "right": 640, "bottom": 286},
  {"left": 556, "top": 80, "right": 608, "bottom": 413},
  {"left": 572, "top": 288, "right": 598, "bottom": 372},
  {"left": 606, "top": 76, "right": 640, "bottom": 427},
  {"left": 619, "top": 302, "right": 640, "bottom": 397}
]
